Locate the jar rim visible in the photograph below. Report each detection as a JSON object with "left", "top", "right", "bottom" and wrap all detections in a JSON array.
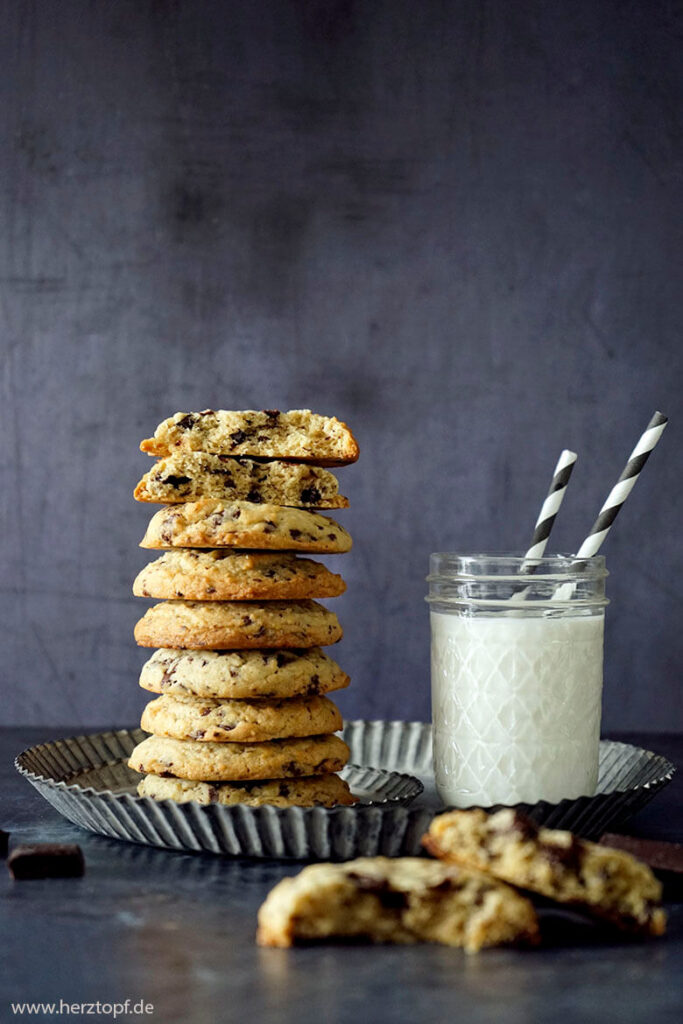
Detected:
[{"left": 428, "top": 552, "right": 607, "bottom": 580}]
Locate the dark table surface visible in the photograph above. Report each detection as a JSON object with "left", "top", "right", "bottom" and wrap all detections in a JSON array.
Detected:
[{"left": 2, "top": 727, "right": 682, "bottom": 1024}]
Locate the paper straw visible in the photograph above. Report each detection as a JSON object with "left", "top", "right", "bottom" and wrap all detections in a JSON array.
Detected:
[
  {"left": 523, "top": 449, "right": 578, "bottom": 562},
  {"left": 552, "top": 411, "right": 668, "bottom": 601},
  {"left": 574, "top": 411, "right": 668, "bottom": 559},
  {"left": 510, "top": 449, "right": 577, "bottom": 603}
]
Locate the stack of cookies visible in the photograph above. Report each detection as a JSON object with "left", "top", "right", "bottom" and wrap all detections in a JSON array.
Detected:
[{"left": 127, "top": 409, "right": 359, "bottom": 809}]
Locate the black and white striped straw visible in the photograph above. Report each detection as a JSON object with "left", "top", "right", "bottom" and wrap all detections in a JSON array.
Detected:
[
  {"left": 575, "top": 410, "right": 668, "bottom": 559},
  {"left": 523, "top": 449, "right": 578, "bottom": 562}
]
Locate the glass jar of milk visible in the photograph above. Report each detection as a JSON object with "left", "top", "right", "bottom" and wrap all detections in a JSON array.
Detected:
[{"left": 426, "top": 554, "right": 608, "bottom": 808}]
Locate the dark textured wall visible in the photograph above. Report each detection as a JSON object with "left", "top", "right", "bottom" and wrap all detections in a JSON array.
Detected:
[{"left": 1, "top": 0, "right": 681, "bottom": 731}]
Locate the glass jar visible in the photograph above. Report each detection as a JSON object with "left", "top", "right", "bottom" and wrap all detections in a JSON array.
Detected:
[{"left": 426, "top": 553, "right": 609, "bottom": 807}]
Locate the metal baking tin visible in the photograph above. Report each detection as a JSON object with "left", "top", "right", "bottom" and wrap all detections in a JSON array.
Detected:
[{"left": 15, "top": 721, "right": 675, "bottom": 858}]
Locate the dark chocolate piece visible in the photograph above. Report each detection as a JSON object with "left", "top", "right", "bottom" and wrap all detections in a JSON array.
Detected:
[{"left": 7, "top": 843, "right": 85, "bottom": 880}]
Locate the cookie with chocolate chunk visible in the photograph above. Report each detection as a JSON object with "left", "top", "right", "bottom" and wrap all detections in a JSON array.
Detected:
[
  {"left": 423, "top": 808, "right": 666, "bottom": 937},
  {"left": 140, "top": 692, "right": 343, "bottom": 743},
  {"left": 133, "top": 550, "right": 346, "bottom": 601},
  {"left": 140, "top": 500, "right": 352, "bottom": 553},
  {"left": 134, "top": 599, "right": 342, "bottom": 650},
  {"left": 138, "top": 773, "right": 356, "bottom": 808},
  {"left": 139, "top": 648, "right": 350, "bottom": 700},
  {"left": 256, "top": 857, "right": 539, "bottom": 952},
  {"left": 128, "top": 733, "right": 350, "bottom": 781},
  {"left": 134, "top": 452, "right": 349, "bottom": 507},
  {"left": 140, "top": 409, "right": 359, "bottom": 465}
]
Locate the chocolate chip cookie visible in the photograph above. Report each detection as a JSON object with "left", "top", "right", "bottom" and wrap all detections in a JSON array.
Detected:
[
  {"left": 140, "top": 409, "right": 359, "bottom": 465},
  {"left": 134, "top": 453, "right": 349, "bottom": 507},
  {"left": 139, "top": 648, "right": 350, "bottom": 700},
  {"left": 134, "top": 599, "right": 343, "bottom": 649},
  {"left": 423, "top": 808, "right": 666, "bottom": 937},
  {"left": 133, "top": 550, "right": 346, "bottom": 601},
  {"left": 256, "top": 857, "right": 539, "bottom": 952},
  {"left": 140, "top": 692, "right": 343, "bottom": 743},
  {"left": 138, "top": 772, "right": 356, "bottom": 808},
  {"left": 129, "top": 733, "right": 350, "bottom": 781},
  {"left": 140, "top": 499, "right": 352, "bottom": 553}
]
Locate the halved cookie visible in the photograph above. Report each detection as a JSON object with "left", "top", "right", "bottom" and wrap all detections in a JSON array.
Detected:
[
  {"left": 140, "top": 409, "right": 359, "bottom": 465},
  {"left": 256, "top": 857, "right": 539, "bottom": 952},
  {"left": 134, "top": 453, "right": 349, "bottom": 507},
  {"left": 423, "top": 808, "right": 666, "bottom": 937}
]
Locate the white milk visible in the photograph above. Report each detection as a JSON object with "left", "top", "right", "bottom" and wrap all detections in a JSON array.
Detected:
[{"left": 430, "top": 611, "right": 604, "bottom": 806}]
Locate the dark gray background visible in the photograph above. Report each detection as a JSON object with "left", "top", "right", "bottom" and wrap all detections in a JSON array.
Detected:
[{"left": 1, "top": 0, "right": 681, "bottom": 731}]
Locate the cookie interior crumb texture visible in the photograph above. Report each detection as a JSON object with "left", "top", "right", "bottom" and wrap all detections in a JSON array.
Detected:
[
  {"left": 140, "top": 409, "right": 359, "bottom": 465},
  {"left": 423, "top": 808, "right": 666, "bottom": 937},
  {"left": 256, "top": 857, "right": 539, "bottom": 952},
  {"left": 134, "top": 453, "right": 349, "bottom": 507}
]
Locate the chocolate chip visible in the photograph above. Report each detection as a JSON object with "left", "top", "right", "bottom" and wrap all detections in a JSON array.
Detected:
[
  {"left": 278, "top": 783, "right": 290, "bottom": 797},
  {"left": 289, "top": 529, "right": 302, "bottom": 539},
  {"left": 246, "top": 489, "right": 262, "bottom": 503},
  {"left": 207, "top": 786, "right": 219, "bottom": 802},
  {"left": 176, "top": 414, "right": 197, "bottom": 430},
  {"left": 346, "top": 874, "right": 409, "bottom": 910},
  {"left": 241, "top": 615, "right": 253, "bottom": 625},
  {"left": 206, "top": 586, "right": 216, "bottom": 594},
  {"left": 262, "top": 521, "right": 276, "bottom": 533},
  {"left": 263, "top": 409, "right": 280, "bottom": 421},
  {"left": 232, "top": 508, "right": 241, "bottom": 520},
  {"left": 175, "top": 590, "right": 184, "bottom": 598},
  {"left": 300, "top": 487, "right": 321, "bottom": 505},
  {"left": 163, "top": 475, "right": 191, "bottom": 487},
  {"left": 492, "top": 811, "right": 539, "bottom": 841},
  {"left": 327, "top": 533, "right": 336, "bottom": 540},
  {"left": 229, "top": 429, "right": 248, "bottom": 446},
  {"left": 276, "top": 653, "right": 287, "bottom": 667},
  {"left": 207, "top": 466, "right": 235, "bottom": 484},
  {"left": 188, "top": 730, "right": 206, "bottom": 740},
  {"left": 7, "top": 844, "right": 85, "bottom": 880},
  {"left": 199, "top": 707, "right": 211, "bottom": 716},
  {"left": 541, "top": 837, "right": 583, "bottom": 873},
  {"left": 253, "top": 626, "right": 266, "bottom": 638}
]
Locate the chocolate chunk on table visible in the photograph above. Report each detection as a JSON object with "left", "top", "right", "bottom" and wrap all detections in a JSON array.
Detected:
[
  {"left": 600, "top": 833, "right": 683, "bottom": 901},
  {"left": 7, "top": 843, "right": 85, "bottom": 880}
]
